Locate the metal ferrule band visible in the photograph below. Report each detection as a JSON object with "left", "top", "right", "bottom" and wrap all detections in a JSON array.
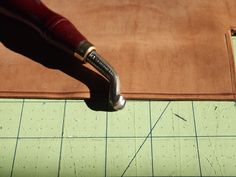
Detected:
[{"left": 74, "top": 40, "right": 96, "bottom": 62}]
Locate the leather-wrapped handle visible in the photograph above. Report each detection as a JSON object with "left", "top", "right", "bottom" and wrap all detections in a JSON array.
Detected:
[{"left": 0, "top": 0, "right": 92, "bottom": 59}]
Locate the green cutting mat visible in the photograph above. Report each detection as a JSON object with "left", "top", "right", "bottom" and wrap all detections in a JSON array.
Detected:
[
  {"left": 0, "top": 39, "right": 236, "bottom": 177},
  {"left": 0, "top": 100, "right": 236, "bottom": 177}
]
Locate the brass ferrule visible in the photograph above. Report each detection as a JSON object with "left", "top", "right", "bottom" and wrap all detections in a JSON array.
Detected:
[
  {"left": 74, "top": 40, "right": 96, "bottom": 62},
  {"left": 73, "top": 40, "right": 126, "bottom": 110}
]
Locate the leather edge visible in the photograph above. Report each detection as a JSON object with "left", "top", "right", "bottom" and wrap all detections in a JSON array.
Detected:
[
  {"left": 225, "top": 28, "right": 236, "bottom": 100},
  {"left": 0, "top": 91, "right": 235, "bottom": 100}
]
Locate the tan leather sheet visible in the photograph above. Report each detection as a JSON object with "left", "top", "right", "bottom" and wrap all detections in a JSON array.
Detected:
[{"left": 0, "top": 0, "right": 236, "bottom": 100}]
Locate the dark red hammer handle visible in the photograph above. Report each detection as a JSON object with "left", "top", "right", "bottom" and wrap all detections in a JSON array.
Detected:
[{"left": 0, "top": 0, "right": 87, "bottom": 55}]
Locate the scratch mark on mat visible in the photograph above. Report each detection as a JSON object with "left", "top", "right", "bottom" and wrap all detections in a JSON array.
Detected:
[
  {"left": 173, "top": 113, "right": 187, "bottom": 122},
  {"left": 205, "top": 157, "right": 217, "bottom": 176},
  {"left": 73, "top": 162, "right": 78, "bottom": 177}
]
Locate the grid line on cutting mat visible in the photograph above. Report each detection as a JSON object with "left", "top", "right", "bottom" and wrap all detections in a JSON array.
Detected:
[
  {"left": 10, "top": 99, "right": 25, "bottom": 177},
  {"left": 192, "top": 101, "right": 202, "bottom": 176},
  {"left": 57, "top": 100, "right": 67, "bottom": 177}
]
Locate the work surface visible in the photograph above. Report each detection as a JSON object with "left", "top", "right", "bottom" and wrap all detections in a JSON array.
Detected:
[
  {"left": 0, "top": 99, "right": 236, "bottom": 177},
  {"left": 1, "top": 2, "right": 236, "bottom": 176}
]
